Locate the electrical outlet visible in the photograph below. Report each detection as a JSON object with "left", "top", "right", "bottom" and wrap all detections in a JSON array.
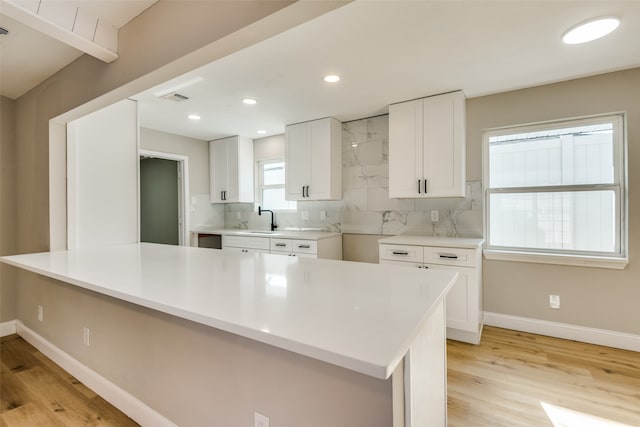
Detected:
[
  {"left": 236, "top": 211, "right": 242, "bottom": 220},
  {"left": 431, "top": 210, "right": 439, "bottom": 222},
  {"left": 37, "top": 305, "right": 43, "bottom": 322},
  {"left": 320, "top": 210, "right": 326, "bottom": 220},
  {"left": 301, "top": 210, "right": 309, "bottom": 221},
  {"left": 549, "top": 294, "right": 560, "bottom": 309},
  {"left": 83, "top": 327, "right": 91, "bottom": 347},
  {"left": 255, "top": 412, "right": 269, "bottom": 427}
]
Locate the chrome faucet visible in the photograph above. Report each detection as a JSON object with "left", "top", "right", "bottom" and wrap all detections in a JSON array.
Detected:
[{"left": 258, "top": 206, "right": 277, "bottom": 231}]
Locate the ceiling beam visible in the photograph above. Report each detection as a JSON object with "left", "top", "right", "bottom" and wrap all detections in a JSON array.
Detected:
[{"left": 1, "top": 0, "right": 118, "bottom": 63}]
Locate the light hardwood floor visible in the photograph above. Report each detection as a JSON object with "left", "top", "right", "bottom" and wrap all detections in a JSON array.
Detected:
[
  {"left": 0, "top": 334, "right": 138, "bottom": 426},
  {"left": 448, "top": 326, "right": 640, "bottom": 426},
  {"left": 2, "top": 327, "right": 639, "bottom": 426}
]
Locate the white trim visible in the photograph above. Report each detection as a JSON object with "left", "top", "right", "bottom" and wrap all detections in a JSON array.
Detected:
[
  {"left": 484, "top": 312, "right": 640, "bottom": 352},
  {"left": 139, "top": 149, "right": 190, "bottom": 246},
  {"left": 483, "top": 249, "right": 628, "bottom": 269},
  {"left": 16, "top": 321, "right": 178, "bottom": 427},
  {"left": 0, "top": 320, "right": 17, "bottom": 337}
]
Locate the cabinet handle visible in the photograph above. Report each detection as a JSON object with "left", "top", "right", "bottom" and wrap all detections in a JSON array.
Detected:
[
  {"left": 417, "top": 179, "right": 421, "bottom": 194},
  {"left": 306, "top": 185, "right": 310, "bottom": 198},
  {"left": 275, "top": 243, "right": 287, "bottom": 247},
  {"left": 392, "top": 250, "right": 409, "bottom": 255},
  {"left": 301, "top": 186, "right": 306, "bottom": 198},
  {"left": 424, "top": 179, "right": 427, "bottom": 194},
  {"left": 439, "top": 253, "right": 458, "bottom": 259},
  {"left": 297, "top": 244, "right": 311, "bottom": 249}
]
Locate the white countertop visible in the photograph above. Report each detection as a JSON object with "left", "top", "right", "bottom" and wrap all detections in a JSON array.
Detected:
[
  {"left": 192, "top": 227, "right": 341, "bottom": 241},
  {"left": 379, "top": 235, "right": 484, "bottom": 249},
  {"left": 2, "top": 243, "right": 456, "bottom": 379}
]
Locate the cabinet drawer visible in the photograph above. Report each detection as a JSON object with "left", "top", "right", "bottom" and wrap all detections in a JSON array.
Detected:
[
  {"left": 422, "top": 246, "right": 477, "bottom": 267},
  {"left": 222, "top": 235, "right": 270, "bottom": 250},
  {"left": 379, "top": 244, "right": 423, "bottom": 264},
  {"left": 292, "top": 239, "right": 317, "bottom": 255},
  {"left": 270, "top": 238, "right": 293, "bottom": 252}
]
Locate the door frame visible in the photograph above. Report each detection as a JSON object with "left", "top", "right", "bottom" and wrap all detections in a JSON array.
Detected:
[{"left": 139, "top": 150, "right": 190, "bottom": 246}]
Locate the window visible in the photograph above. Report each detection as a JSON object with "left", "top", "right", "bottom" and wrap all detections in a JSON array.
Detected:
[
  {"left": 483, "top": 114, "right": 627, "bottom": 268},
  {"left": 258, "top": 160, "right": 296, "bottom": 211}
]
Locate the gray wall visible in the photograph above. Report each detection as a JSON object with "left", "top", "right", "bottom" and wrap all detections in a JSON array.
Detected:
[
  {"left": 1, "top": 96, "right": 17, "bottom": 321},
  {"left": 468, "top": 68, "right": 640, "bottom": 335}
]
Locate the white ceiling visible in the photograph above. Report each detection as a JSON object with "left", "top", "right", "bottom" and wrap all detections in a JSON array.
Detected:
[
  {"left": 133, "top": 1, "right": 640, "bottom": 142},
  {"left": 0, "top": 0, "right": 156, "bottom": 99}
]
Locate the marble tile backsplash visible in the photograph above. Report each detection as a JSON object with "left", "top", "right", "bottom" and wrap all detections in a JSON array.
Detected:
[{"left": 224, "top": 115, "right": 483, "bottom": 237}]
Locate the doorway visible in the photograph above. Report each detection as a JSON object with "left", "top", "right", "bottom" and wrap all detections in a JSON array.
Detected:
[{"left": 139, "top": 150, "right": 189, "bottom": 246}]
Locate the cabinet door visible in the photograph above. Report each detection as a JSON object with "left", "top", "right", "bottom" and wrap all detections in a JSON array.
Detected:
[
  {"left": 210, "top": 140, "right": 228, "bottom": 203},
  {"left": 285, "top": 122, "right": 311, "bottom": 200},
  {"left": 422, "top": 91, "right": 465, "bottom": 197},
  {"left": 389, "top": 99, "right": 424, "bottom": 198},
  {"left": 225, "top": 139, "right": 239, "bottom": 202},
  {"left": 424, "top": 263, "right": 476, "bottom": 333}
]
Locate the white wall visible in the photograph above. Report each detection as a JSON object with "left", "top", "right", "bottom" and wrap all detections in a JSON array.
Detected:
[{"left": 66, "top": 99, "right": 139, "bottom": 249}]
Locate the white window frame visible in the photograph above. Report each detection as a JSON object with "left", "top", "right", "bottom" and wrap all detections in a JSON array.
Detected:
[
  {"left": 256, "top": 159, "right": 296, "bottom": 212},
  {"left": 482, "top": 113, "right": 628, "bottom": 269}
]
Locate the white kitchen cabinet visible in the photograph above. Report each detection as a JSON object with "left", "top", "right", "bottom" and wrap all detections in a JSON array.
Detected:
[
  {"left": 389, "top": 91, "right": 466, "bottom": 198},
  {"left": 379, "top": 236, "right": 483, "bottom": 344},
  {"left": 270, "top": 238, "right": 318, "bottom": 258},
  {"left": 285, "top": 118, "right": 342, "bottom": 201},
  {"left": 210, "top": 136, "right": 254, "bottom": 203},
  {"left": 222, "top": 235, "right": 270, "bottom": 254}
]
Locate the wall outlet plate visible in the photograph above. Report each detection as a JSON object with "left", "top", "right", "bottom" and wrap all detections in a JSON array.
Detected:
[
  {"left": 320, "top": 210, "right": 326, "bottom": 220},
  {"left": 255, "top": 412, "right": 269, "bottom": 427},
  {"left": 431, "top": 210, "right": 439, "bottom": 222},
  {"left": 549, "top": 294, "right": 560, "bottom": 309},
  {"left": 37, "top": 305, "right": 43, "bottom": 322},
  {"left": 301, "top": 210, "right": 309, "bottom": 221}
]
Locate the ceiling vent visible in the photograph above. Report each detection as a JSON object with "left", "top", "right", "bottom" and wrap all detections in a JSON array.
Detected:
[{"left": 161, "top": 92, "right": 189, "bottom": 102}]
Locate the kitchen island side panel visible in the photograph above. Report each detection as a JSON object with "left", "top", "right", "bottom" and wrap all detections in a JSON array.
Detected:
[{"left": 12, "top": 268, "right": 393, "bottom": 427}]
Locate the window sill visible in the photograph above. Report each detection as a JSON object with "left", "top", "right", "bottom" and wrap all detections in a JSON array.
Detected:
[{"left": 483, "top": 249, "right": 628, "bottom": 270}]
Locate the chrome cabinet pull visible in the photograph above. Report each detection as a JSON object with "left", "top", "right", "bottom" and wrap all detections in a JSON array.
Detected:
[{"left": 392, "top": 250, "right": 409, "bottom": 255}]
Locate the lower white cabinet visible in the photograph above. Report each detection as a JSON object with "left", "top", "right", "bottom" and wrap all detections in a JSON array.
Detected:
[
  {"left": 222, "top": 235, "right": 270, "bottom": 254},
  {"left": 222, "top": 234, "right": 342, "bottom": 260},
  {"left": 379, "top": 237, "right": 484, "bottom": 344}
]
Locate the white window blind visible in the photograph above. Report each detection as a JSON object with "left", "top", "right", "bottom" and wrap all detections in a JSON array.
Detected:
[{"left": 484, "top": 114, "right": 626, "bottom": 260}]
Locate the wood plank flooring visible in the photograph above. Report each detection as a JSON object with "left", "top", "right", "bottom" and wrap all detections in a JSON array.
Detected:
[
  {"left": 448, "top": 326, "right": 640, "bottom": 426},
  {"left": 2, "top": 326, "right": 639, "bottom": 426},
  {"left": 0, "top": 334, "right": 138, "bottom": 427}
]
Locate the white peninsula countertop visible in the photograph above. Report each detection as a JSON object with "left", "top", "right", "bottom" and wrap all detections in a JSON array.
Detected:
[{"left": 2, "top": 243, "right": 456, "bottom": 380}]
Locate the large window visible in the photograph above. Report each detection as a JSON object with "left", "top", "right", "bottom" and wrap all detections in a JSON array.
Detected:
[
  {"left": 484, "top": 114, "right": 627, "bottom": 267},
  {"left": 258, "top": 160, "right": 296, "bottom": 211}
]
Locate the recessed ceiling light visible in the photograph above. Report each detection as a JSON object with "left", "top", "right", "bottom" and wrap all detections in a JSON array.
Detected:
[
  {"left": 188, "top": 114, "right": 201, "bottom": 120},
  {"left": 242, "top": 98, "right": 257, "bottom": 105},
  {"left": 257, "top": 130, "right": 267, "bottom": 134},
  {"left": 324, "top": 74, "right": 340, "bottom": 83},
  {"left": 562, "top": 17, "right": 620, "bottom": 44}
]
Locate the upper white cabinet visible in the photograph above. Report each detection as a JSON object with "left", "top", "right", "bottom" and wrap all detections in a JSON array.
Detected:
[
  {"left": 389, "top": 90, "right": 466, "bottom": 198},
  {"left": 209, "top": 136, "right": 254, "bottom": 203},
  {"left": 285, "top": 118, "right": 342, "bottom": 201}
]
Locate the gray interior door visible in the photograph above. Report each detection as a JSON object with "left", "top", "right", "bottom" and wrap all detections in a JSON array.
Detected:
[{"left": 140, "top": 157, "right": 179, "bottom": 245}]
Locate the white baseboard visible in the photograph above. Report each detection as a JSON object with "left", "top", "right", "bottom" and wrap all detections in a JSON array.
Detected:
[
  {"left": 0, "top": 320, "right": 17, "bottom": 337},
  {"left": 484, "top": 312, "right": 640, "bottom": 352},
  {"left": 16, "top": 321, "right": 178, "bottom": 427}
]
